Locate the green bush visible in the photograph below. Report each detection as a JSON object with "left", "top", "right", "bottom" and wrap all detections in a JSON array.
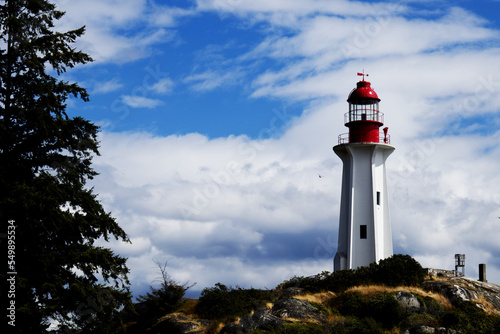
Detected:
[
  {"left": 366, "top": 292, "right": 402, "bottom": 329},
  {"left": 440, "top": 301, "right": 500, "bottom": 334},
  {"left": 418, "top": 295, "right": 444, "bottom": 316},
  {"left": 134, "top": 261, "right": 193, "bottom": 328},
  {"left": 400, "top": 313, "right": 439, "bottom": 330},
  {"left": 279, "top": 323, "right": 326, "bottom": 334},
  {"left": 277, "top": 254, "right": 425, "bottom": 294},
  {"left": 332, "top": 291, "right": 401, "bottom": 330},
  {"left": 195, "top": 283, "right": 273, "bottom": 320},
  {"left": 321, "top": 269, "right": 361, "bottom": 292},
  {"left": 370, "top": 254, "right": 426, "bottom": 286},
  {"left": 247, "top": 323, "right": 327, "bottom": 334},
  {"left": 329, "top": 317, "right": 385, "bottom": 334}
]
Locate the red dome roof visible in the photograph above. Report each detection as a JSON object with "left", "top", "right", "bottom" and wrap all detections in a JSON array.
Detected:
[{"left": 347, "top": 80, "right": 380, "bottom": 102}]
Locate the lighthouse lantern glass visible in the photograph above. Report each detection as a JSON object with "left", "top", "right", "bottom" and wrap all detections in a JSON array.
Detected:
[{"left": 348, "top": 100, "right": 381, "bottom": 123}]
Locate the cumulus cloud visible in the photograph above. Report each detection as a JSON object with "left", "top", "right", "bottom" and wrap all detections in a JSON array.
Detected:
[
  {"left": 92, "top": 114, "right": 500, "bottom": 295},
  {"left": 78, "top": 0, "right": 500, "bottom": 296},
  {"left": 92, "top": 129, "right": 339, "bottom": 294},
  {"left": 54, "top": 0, "right": 178, "bottom": 63}
]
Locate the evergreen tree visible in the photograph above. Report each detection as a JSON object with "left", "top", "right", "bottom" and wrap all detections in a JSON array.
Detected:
[
  {"left": 0, "top": 1, "right": 132, "bottom": 332},
  {"left": 134, "top": 260, "right": 194, "bottom": 328}
]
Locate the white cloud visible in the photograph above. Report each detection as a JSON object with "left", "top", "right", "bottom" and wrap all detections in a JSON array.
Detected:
[
  {"left": 54, "top": 0, "right": 178, "bottom": 63},
  {"left": 247, "top": 8, "right": 498, "bottom": 100},
  {"left": 149, "top": 5, "right": 198, "bottom": 27},
  {"left": 121, "top": 95, "right": 163, "bottom": 108},
  {"left": 184, "top": 69, "right": 245, "bottom": 92},
  {"left": 83, "top": 0, "right": 500, "bottom": 295},
  {"left": 148, "top": 78, "right": 174, "bottom": 94},
  {"left": 195, "top": 0, "right": 406, "bottom": 19},
  {"left": 93, "top": 78, "right": 124, "bottom": 94},
  {"left": 93, "top": 111, "right": 500, "bottom": 292}
]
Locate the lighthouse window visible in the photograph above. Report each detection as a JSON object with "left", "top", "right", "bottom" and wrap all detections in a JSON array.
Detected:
[
  {"left": 376, "top": 191, "right": 381, "bottom": 205},
  {"left": 360, "top": 225, "right": 367, "bottom": 239}
]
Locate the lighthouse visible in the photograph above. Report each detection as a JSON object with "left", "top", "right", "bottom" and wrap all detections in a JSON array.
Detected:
[{"left": 333, "top": 73, "right": 395, "bottom": 271}]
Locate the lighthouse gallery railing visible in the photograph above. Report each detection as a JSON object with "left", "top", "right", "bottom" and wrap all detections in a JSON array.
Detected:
[{"left": 338, "top": 132, "right": 391, "bottom": 144}]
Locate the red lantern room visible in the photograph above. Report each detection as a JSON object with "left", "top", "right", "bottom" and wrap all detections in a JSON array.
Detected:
[{"left": 339, "top": 73, "right": 389, "bottom": 144}]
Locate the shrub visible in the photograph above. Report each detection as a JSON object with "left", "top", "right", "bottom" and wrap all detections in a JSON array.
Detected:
[
  {"left": 333, "top": 291, "right": 401, "bottom": 330},
  {"left": 370, "top": 254, "right": 426, "bottom": 286},
  {"left": 365, "top": 292, "right": 402, "bottom": 329},
  {"left": 400, "top": 313, "right": 439, "bottom": 330},
  {"left": 321, "top": 269, "right": 361, "bottom": 292},
  {"left": 440, "top": 301, "right": 500, "bottom": 334},
  {"left": 329, "top": 317, "right": 385, "bottom": 334},
  {"left": 279, "top": 323, "right": 326, "bottom": 334},
  {"left": 195, "top": 283, "right": 273, "bottom": 320},
  {"left": 418, "top": 295, "right": 444, "bottom": 317},
  {"left": 134, "top": 261, "right": 194, "bottom": 327},
  {"left": 277, "top": 254, "right": 425, "bottom": 294},
  {"left": 333, "top": 291, "right": 365, "bottom": 317}
]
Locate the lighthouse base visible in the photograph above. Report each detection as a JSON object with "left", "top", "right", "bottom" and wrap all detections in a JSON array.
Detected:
[{"left": 334, "top": 252, "right": 348, "bottom": 271}]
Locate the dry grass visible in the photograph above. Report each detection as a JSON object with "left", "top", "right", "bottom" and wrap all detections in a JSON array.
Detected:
[
  {"left": 294, "top": 291, "right": 336, "bottom": 304},
  {"left": 472, "top": 295, "right": 500, "bottom": 316},
  {"left": 425, "top": 275, "right": 451, "bottom": 282},
  {"left": 157, "top": 312, "right": 210, "bottom": 333},
  {"left": 326, "top": 314, "right": 347, "bottom": 324},
  {"left": 178, "top": 298, "right": 199, "bottom": 317},
  {"left": 205, "top": 321, "right": 225, "bottom": 334},
  {"left": 283, "top": 317, "right": 323, "bottom": 324},
  {"left": 345, "top": 285, "right": 453, "bottom": 310}
]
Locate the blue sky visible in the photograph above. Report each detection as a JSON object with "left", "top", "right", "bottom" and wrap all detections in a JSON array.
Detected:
[
  {"left": 65, "top": 5, "right": 307, "bottom": 138},
  {"left": 56, "top": 0, "right": 500, "bottom": 298}
]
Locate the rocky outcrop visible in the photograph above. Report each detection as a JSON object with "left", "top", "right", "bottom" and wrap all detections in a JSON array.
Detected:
[
  {"left": 423, "top": 276, "right": 500, "bottom": 312},
  {"left": 135, "top": 274, "right": 500, "bottom": 334},
  {"left": 222, "top": 297, "right": 327, "bottom": 333},
  {"left": 152, "top": 313, "right": 210, "bottom": 334},
  {"left": 221, "top": 308, "right": 284, "bottom": 334},
  {"left": 401, "top": 326, "right": 462, "bottom": 334},
  {"left": 394, "top": 291, "right": 423, "bottom": 314},
  {"left": 271, "top": 298, "right": 326, "bottom": 322}
]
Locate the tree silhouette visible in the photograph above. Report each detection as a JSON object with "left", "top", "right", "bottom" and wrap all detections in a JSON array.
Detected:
[{"left": 0, "top": 1, "right": 132, "bottom": 332}]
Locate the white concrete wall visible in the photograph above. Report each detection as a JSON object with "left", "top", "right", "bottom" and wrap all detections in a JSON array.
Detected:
[{"left": 333, "top": 143, "right": 395, "bottom": 271}]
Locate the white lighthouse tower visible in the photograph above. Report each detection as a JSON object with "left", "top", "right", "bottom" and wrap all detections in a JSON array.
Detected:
[{"left": 333, "top": 73, "right": 394, "bottom": 271}]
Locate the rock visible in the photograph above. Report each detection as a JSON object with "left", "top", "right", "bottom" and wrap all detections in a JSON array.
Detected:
[
  {"left": 395, "top": 291, "right": 422, "bottom": 314},
  {"left": 423, "top": 276, "right": 500, "bottom": 311},
  {"left": 470, "top": 279, "right": 500, "bottom": 311},
  {"left": 447, "top": 284, "right": 478, "bottom": 304},
  {"left": 221, "top": 308, "right": 284, "bottom": 334},
  {"left": 152, "top": 313, "right": 209, "bottom": 334},
  {"left": 222, "top": 298, "right": 328, "bottom": 333},
  {"left": 400, "top": 325, "right": 462, "bottom": 334},
  {"left": 415, "top": 326, "right": 436, "bottom": 333},
  {"left": 271, "top": 298, "right": 325, "bottom": 322}
]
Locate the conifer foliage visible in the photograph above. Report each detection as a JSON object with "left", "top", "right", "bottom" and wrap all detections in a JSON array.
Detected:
[{"left": 0, "top": 1, "right": 132, "bottom": 332}]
